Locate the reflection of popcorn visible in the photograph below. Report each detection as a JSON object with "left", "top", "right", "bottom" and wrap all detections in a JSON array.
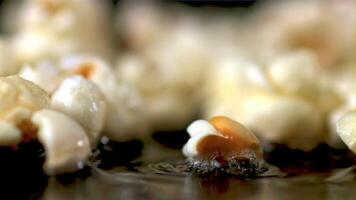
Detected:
[
  {"left": 0, "top": 76, "right": 104, "bottom": 175},
  {"left": 10, "top": 0, "right": 114, "bottom": 70},
  {"left": 205, "top": 51, "right": 342, "bottom": 151}
]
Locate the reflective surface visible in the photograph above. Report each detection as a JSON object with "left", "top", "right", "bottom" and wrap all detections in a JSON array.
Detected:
[
  {"left": 45, "top": 137, "right": 356, "bottom": 200},
  {"left": 1, "top": 135, "right": 355, "bottom": 200},
  {"left": 42, "top": 167, "right": 356, "bottom": 200}
]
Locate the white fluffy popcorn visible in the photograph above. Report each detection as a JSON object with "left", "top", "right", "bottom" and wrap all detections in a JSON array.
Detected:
[
  {"left": 18, "top": 55, "right": 151, "bottom": 141},
  {"left": 183, "top": 120, "right": 219, "bottom": 158},
  {"left": 0, "top": 0, "right": 351, "bottom": 155},
  {"left": 324, "top": 61, "right": 355, "bottom": 148},
  {"left": 205, "top": 53, "right": 340, "bottom": 151},
  {"left": 29, "top": 46, "right": 205, "bottom": 138},
  {"left": 0, "top": 40, "right": 18, "bottom": 76},
  {"left": 0, "top": 76, "right": 40, "bottom": 138},
  {"left": 116, "top": 51, "right": 207, "bottom": 132},
  {"left": 51, "top": 76, "right": 106, "bottom": 144},
  {"left": 32, "top": 109, "right": 91, "bottom": 175},
  {"left": 9, "top": 0, "right": 114, "bottom": 70},
  {"left": 0, "top": 76, "right": 49, "bottom": 147},
  {"left": 0, "top": 75, "right": 99, "bottom": 175},
  {"left": 336, "top": 111, "right": 356, "bottom": 153},
  {"left": 19, "top": 62, "right": 66, "bottom": 94},
  {"left": 250, "top": 0, "right": 355, "bottom": 67},
  {"left": 59, "top": 56, "right": 125, "bottom": 107},
  {"left": 205, "top": 58, "right": 273, "bottom": 120},
  {"left": 327, "top": 104, "right": 355, "bottom": 148},
  {"left": 267, "top": 51, "right": 346, "bottom": 149},
  {"left": 207, "top": 58, "right": 272, "bottom": 102},
  {"left": 239, "top": 95, "right": 324, "bottom": 151},
  {"left": 0, "top": 121, "right": 22, "bottom": 146},
  {"left": 115, "top": 1, "right": 353, "bottom": 147},
  {"left": 116, "top": 9, "right": 212, "bottom": 132},
  {"left": 0, "top": 75, "right": 50, "bottom": 120},
  {"left": 59, "top": 56, "right": 150, "bottom": 140},
  {"left": 268, "top": 51, "right": 342, "bottom": 115},
  {"left": 268, "top": 50, "right": 318, "bottom": 95},
  {"left": 11, "top": 29, "right": 61, "bottom": 65},
  {"left": 186, "top": 120, "right": 218, "bottom": 137}
]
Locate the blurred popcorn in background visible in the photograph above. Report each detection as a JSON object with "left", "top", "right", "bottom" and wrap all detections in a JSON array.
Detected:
[
  {"left": 1, "top": 0, "right": 115, "bottom": 76},
  {"left": 0, "top": 0, "right": 354, "bottom": 152}
]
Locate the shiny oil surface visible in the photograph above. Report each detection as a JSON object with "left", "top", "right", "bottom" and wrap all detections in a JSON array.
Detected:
[{"left": 1, "top": 133, "right": 355, "bottom": 200}]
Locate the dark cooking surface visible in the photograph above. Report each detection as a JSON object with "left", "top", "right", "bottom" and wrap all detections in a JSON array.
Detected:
[
  {"left": 41, "top": 170, "right": 356, "bottom": 200},
  {"left": 1, "top": 132, "right": 355, "bottom": 200}
]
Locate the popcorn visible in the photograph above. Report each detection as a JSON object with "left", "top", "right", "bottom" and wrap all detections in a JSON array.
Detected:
[
  {"left": 183, "top": 116, "right": 266, "bottom": 176},
  {"left": 19, "top": 62, "right": 66, "bottom": 94},
  {"left": 0, "top": 75, "right": 50, "bottom": 120},
  {"left": 0, "top": 40, "right": 18, "bottom": 76},
  {"left": 117, "top": 2, "right": 165, "bottom": 50},
  {"left": 0, "top": 75, "right": 41, "bottom": 146},
  {"left": 238, "top": 95, "right": 324, "bottom": 151},
  {"left": 32, "top": 109, "right": 90, "bottom": 175},
  {"left": 336, "top": 111, "right": 356, "bottom": 153},
  {"left": 60, "top": 56, "right": 150, "bottom": 140},
  {"left": 316, "top": 57, "right": 355, "bottom": 145},
  {"left": 116, "top": 5, "right": 212, "bottom": 132},
  {"left": 19, "top": 55, "right": 150, "bottom": 141},
  {"left": 0, "top": 121, "right": 22, "bottom": 146},
  {"left": 268, "top": 51, "right": 342, "bottom": 115},
  {"left": 250, "top": 0, "right": 355, "bottom": 67},
  {"left": 328, "top": 104, "right": 355, "bottom": 148},
  {"left": 183, "top": 117, "right": 262, "bottom": 160},
  {"left": 268, "top": 50, "right": 318, "bottom": 96},
  {"left": 205, "top": 52, "right": 341, "bottom": 151},
  {"left": 9, "top": 0, "right": 114, "bottom": 71},
  {"left": 0, "top": 76, "right": 100, "bottom": 175},
  {"left": 116, "top": 50, "right": 207, "bottom": 131},
  {"left": 0, "top": 0, "right": 353, "bottom": 175},
  {"left": 51, "top": 76, "right": 106, "bottom": 144}
]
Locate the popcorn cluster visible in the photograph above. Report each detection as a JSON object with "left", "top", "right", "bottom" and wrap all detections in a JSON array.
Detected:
[
  {"left": 0, "top": 76, "right": 96, "bottom": 174},
  {"left": 205, "top": 51, "right": 347, "bottom": 151},
  {"left": 19, "top": 56, "right": 150, "bottom": 141},
  {"left": 10, "top": 0, "right": 115, "bottom": 66},
  {"left": 0, "top": 0, "right": 354, "bottom": 175}
]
